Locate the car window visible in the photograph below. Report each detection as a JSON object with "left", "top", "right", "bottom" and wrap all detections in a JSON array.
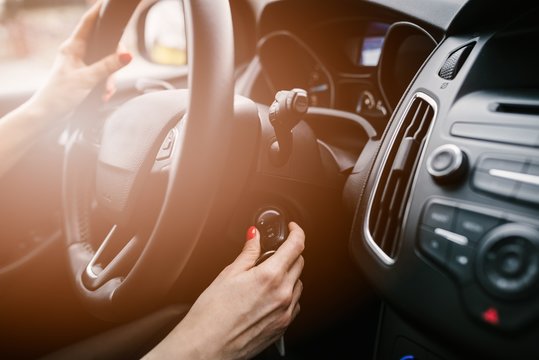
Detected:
[
  {"left": 0, "top": 0, "right": 180, "bottom": 96},
  {"left": 0, "top": 1, "right": 91, "bottom": 94}
]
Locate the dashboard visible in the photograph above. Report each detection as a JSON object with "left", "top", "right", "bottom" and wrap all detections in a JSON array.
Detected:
[
  {"left": 345, "top": 3, "right": 539, "bottom": 360},
  {"left": 243, "top": 0, "right": 539, "bottom": 359},
  {"left": 257, "top": 17, "right": 394, "bottom": 127},
  {"left": 1, "top": 0, "right": 537, "bottom": 359}
]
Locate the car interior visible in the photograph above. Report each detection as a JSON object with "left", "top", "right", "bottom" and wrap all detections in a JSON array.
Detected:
[{"left": 0, "top": 0, "right": 538, "bottom": 359}]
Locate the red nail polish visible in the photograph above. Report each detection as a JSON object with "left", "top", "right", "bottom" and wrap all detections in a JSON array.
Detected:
[
  {"left": 119, "top": 53, "right": 132, "bottom": 64},
  {"left": 246, "top": 226, "right": 257, "bottom": 241}
]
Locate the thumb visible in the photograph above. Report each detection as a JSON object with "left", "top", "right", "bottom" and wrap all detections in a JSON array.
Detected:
[
  {"left": 85, "top": 52, "right": 132, "bottom": 85},
  {"left": 231, "top": 226, "right": 261, "bottom": 271}
]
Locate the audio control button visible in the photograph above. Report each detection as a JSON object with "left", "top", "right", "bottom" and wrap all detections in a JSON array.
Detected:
[
  {"left": 476, "top": 157, "right": 525, "bottom": 173},
  {"left": 455, "top": 209, "right": 500, "bottom": 243},
  {"left": 447, "top": 243, "right": 475, "bottom": 284},
  {"left": 419, "top": 226, "right": 449, "bottom": 266},
  {"left": 422, "top": 202, "right": 456, "bottom": 231},
  {"left": 514, "top": 162, "right": 539, "bottom": 205},
  {"left": 472, "top": 171, "right": 517, "bottom": 198}
]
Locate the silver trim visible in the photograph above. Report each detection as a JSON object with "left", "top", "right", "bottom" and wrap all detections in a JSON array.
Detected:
[
  {"left": 434, "top": 228, "right": 469, "bottom": 246},
  {"left": 85, "top": 225, "right": 117, "bottom": 279},
  {"left": 426, "top": 144, "right": 463, "bottom": 179},
  {"left": 489, "top": 169, "right": 539, "bottom": 187},
  {"left": 363, "top": 92, "right": 438, "bottom": 266}
]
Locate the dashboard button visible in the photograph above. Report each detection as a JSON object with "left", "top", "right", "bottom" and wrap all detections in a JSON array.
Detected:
[
  {"left": 419, "top": 227, "right": 449, "bottom": 265},
  {"left": 527, "top": 162, "right": 539, "bottom": 176},
  {"left": 447, "top": 243, "right": 475, "bottom": 284},
  {"left": 472, "top": 171, "right": 518, "bottom": 198},
  {"left": 455, "top": 209, "right": 500, "bottom": 243},
  {"left": 514, "top": 162, "right": 539, "bottom": 205},
  {"left": 515, "top": 184, "right": 539, "bottom": 206},
  {"left": 422, "top": 202, "right": 455, "bottom": 230},
  {"left": 476, "top": 157, "right": 526, "bottom": 173},
  {"left": 461, "top": 284, "right": 539, "bottom": 331}
]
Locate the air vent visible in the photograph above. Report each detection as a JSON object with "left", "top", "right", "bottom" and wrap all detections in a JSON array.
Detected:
[{"left": 366, "top": 93, "right": 436, "bottom": 264}]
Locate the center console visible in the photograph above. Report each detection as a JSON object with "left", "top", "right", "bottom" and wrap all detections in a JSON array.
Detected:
[{"left": 347, "top": 5, "right": 539, "bottom": 359}]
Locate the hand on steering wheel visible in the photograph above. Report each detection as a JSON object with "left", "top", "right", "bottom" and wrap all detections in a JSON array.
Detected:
[{"left": 29, "top": 0, "right": 131, "bottom": 123}]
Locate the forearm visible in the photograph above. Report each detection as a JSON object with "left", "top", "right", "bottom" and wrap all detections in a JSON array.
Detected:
[
  {"left": 0, "top": 99, "right": 54, "bottom": 178},
  {"left": 142, "top": 320, "right": 206, "bottom": 360}
]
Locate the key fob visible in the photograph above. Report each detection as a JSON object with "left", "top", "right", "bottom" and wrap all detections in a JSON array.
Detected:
[{"left": 255, "top": 208, "right": 288, "bottom": 265}]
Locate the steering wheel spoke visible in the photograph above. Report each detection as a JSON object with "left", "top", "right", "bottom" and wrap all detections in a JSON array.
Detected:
[{"left": 83, "top": 225, "right": 141, "bottom": 290}]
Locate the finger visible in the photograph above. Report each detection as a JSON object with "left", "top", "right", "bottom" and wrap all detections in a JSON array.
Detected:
[
  {"left": 84, "top": 52, "right": 132, "bottom": 84},
  {"left": 230, "top": 226, "right": 262, "bottom": 271},
  {"left": 102, "top": 75, "right": 117, "bottom": 102},
  {"left": 285, "top": 255, "right": 304, "bottom": 287},
  {"left": 290, "top": 279, "right": 303, "bottom": 309},
  {"left": 263, "top": 222, "right": 305, "bottom": 271},
  {"left": 71, "top": 0, "right": 103, "bottom": 43},
  {"left": 291, "top": 302, "right": 301, "bottom": 322},
  {"left": 283, "top": 280, "right": 302, "bottom": 324}
]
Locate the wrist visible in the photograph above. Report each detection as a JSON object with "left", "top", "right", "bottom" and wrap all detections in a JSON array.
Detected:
[
  {"left": 24, "top": 91, "right": 61, "bottom": 125},
  {"left": 144, "top": 320, "right": 213, "bottom": 360}
]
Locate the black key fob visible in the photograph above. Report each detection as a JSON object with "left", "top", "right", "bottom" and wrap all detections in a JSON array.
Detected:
[{"left": 255, "top": 208, "right": 288, "bottom": 265}]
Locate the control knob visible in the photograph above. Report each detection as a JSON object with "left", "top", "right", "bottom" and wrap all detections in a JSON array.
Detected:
[
  {"left": 426, "top": 144, "right": 467, "bottom": 184},
  {"left": 476, "top": 223, "right": 539, "bottom": 300}
]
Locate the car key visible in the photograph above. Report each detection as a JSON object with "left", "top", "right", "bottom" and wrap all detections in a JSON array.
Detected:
[
  {"left": 255, "top": 208, "right": 289, "bottom": 265},
  {"left": 254, "top": 208, "right": 289, "bottom": 356}
]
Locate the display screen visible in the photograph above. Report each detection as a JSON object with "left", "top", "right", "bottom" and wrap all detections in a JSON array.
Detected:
[{"left": 359, "top": 23, "right": 390, "bottom": 66}]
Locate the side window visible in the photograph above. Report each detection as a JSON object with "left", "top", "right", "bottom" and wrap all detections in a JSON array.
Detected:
[
  {"left": 0, "top": 0, "right": 90, "bottom": 94},
  {"left": 143, "top": 0, "right": 186, "bottom": 66},
  {"left": 0, "top": 0, "right": 184, "bottom": 95}
]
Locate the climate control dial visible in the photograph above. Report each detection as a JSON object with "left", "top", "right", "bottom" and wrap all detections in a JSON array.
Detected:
[
  {"left": 476, "top": 223, "right": 539, "bottom": 300},
  {"left": 426, "top": 144, "right": 467, "bottom": 184}
]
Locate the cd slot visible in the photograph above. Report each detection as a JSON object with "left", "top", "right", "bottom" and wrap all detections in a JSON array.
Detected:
[{"left": 492, "top": 102, "right": 539, "bottom": 116}]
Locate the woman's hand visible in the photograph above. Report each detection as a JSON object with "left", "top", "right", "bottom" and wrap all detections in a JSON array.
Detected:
[
  {"left": 0, "top": 0, "right": 131, "bottom": 178},
  {"left": 145, "top": 222, "right": 305, "bottom": 360},
  {"left": 28, "top": 0, "right": 131, "bottom": 122}
]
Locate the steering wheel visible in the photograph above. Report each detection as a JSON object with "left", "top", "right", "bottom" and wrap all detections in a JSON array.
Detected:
[{"left": 62, "top": 0, "right": 234, "bottom": 320}]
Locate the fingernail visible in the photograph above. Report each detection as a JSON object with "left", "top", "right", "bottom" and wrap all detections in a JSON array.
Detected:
[
  {"left": 119, "top": 53, "right": 132, "bottom": 65},
  {"left": 246, "top": 226, "right": 257, "bottom": 241}
]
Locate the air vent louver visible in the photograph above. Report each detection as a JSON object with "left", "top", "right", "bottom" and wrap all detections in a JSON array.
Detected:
[{"left": 367, "top": 94, "right": 436, "bottom": 263}]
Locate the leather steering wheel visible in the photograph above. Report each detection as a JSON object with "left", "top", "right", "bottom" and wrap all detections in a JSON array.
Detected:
[{"left": 62, "top": 0, "right": 234, "bottom": 320}]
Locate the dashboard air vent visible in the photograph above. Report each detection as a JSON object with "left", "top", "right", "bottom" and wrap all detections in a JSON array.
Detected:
[{"left": 367, "top": 93, "right": 436, "bottom": 264}]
